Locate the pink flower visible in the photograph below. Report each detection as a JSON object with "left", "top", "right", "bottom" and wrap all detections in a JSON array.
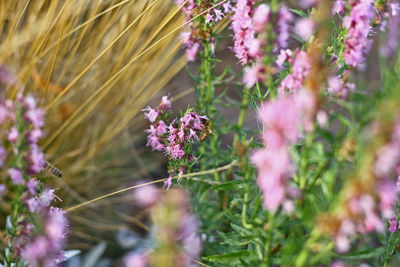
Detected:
[
  {"left": 276, "top": 49, "right": 292, "bottom": 69},
  {"left": 133, "top": 183, "right": 160, "bottom": 207},
  {"left": 142, "top": 107, "right": 159, "bottom": 123},
  {"left": 206, "top": 13, "right": 214, "bottom": 24},
  {"left": 156, "top": 121, "right": 167, "bottom": 135},
  {"left": 278, "top": 50, "right": 311, "bottom": 95},
  {"left": 214, "top": 9, "right": 224, "bottom": 22},
  {"left": 23, "top": 95, "right": 37, "bottom": 110},
  {"left": 343, "top": 0, "right": 375, "bottom": 68},
  {"left": 243, "top": 64, "right": 264, "bottom": 88},
  {"left": 231, "top": 0, "right": 256, "bottom": 65},
  {"left": 332, "top": 0, "right": 346, "bottom": 15},
  {"left": 124, "top": 253, "right": 148, "bottom": 267},
  {"left": 159, "top": 95, "right": 172, "bottom": 111},
  {"left": 186, "top": 43, "right": 200, "bottom": 62},
  {"left": 252, "top": 4, "right": 270, "bottom": 32},
  {"left": 294, "top": 18, "right": 314, "bottom": 41},
  {"left": 166, "top": 144, "right": 185, "bottom": 159},
  {"left": 164, "top": 175, "right": 173, "bottom": 190}
]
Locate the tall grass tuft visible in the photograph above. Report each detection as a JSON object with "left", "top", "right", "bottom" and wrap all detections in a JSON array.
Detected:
[{"left": 0, "top": 0, "right": 190, "bottom": 251}]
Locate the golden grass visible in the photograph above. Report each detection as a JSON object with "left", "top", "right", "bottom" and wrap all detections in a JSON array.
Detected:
[{"left": 0, "top": 0, "right": 186, "bottom": 185}]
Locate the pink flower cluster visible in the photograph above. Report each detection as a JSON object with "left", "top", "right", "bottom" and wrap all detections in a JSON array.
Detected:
[
  {"left": 21, "top": 207, "right": 69, "bottom": 267},
  {"left": 332, "top": 120, "right": 400, "bottom": 253},
  {"left": 278, "top": 50, "right": 311, "bottom": 96},
  {"left": 177, "top": 0, "right": 233, "bottom": 61},
  {"left": 143, "top": 96, "right": 208, "bottom": 188},
  {"left": 231, "top": 0, "right": 257, "bottom": 65},
  {"left": 242, "top": 3, "right": 271, "bottom": 87},
  {"left": 251, "top": 90, "right": 315, "bottom": 212},
  {"left": 327, "top": 76, "right": 356, "bottom": 99},
  {"left": 124, "top": 189, "right": 202, "bottom": 267},
  {"left": 343, "top": 0, "right": 376, "bottom": 69}
]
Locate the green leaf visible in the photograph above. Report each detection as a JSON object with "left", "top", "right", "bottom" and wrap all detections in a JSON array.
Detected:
[
  {"left": 202, "top": 251, "right": 250, "bottom": 263},
  {"left": 338, "top": 247, "right": 385, "bottom": 260},
  {"left": 211, "top": 180, "right": 243, "bottom": 191},
  {"left": 82, "top": 242, "right": 107, "bottom": 267},
  {"left": 289, "top": 8, "right": 308, "bottom": 17},
  {"left": 6, "top": 216, "right": 12, "bottom": 235}
]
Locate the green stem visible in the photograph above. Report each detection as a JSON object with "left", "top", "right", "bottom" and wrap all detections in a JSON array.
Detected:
[
  {"left": 264, "top": 212, "right": 274, "bottom": 265},
  {"left": 384, "top": 232, "right": 395, "bottom": 266},
  {"left": 233, "top": 92, "right": 250, "bottom": 147}
]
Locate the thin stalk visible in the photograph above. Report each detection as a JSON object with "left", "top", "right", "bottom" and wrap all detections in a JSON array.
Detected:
[{"left": 66, "top": 161, "right": 238, "bottom": 212}]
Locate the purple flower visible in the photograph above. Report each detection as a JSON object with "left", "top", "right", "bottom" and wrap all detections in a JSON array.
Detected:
[
  {"left": 8, "top": 127, "right": 18, "bottom": 143},
  {"left": 24, "top": 108, "right": 45, "bottom": 129},
  {"left": 0, "top": 184, "right": 6, "bottom": 196},
  {"left": 26, "top": 197, "right": 40, "bottom": 212},
  {"left": 389, "top": 217, "right": 398, "bottom": 233},
  {"left": 26, "top": 144, "right": 45, "bottom": 175},
  {"left": 0, "top": 146, "right": 6, "bottom": 167},
  {"left": 46, "top": 207, "right": 68, "bottom": 247},
  {"left": 381, "top": 3, "right": 400, "bottom": 57},
  {"left": 27, "top": 178, "right": 39, "bottom": 195},
  {"left": 21, "top": 236, "right": 49, "bottom": 265},
  {"left": 275, "top": 5, "right": 294, "bottom": 51},
  {"left": 39, "top": 189, "right": 61, "bottom": 208},
  {"left": 8, "top": 168, "right": 24, "bottom": 185},
  {"left": 26, "top": 128, "right": 43, "bottom": 144}
]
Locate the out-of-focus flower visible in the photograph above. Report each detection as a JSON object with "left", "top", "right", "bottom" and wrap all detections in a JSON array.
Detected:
[
  {"left": 8, "top": 168, "right": 24, "bottom": 185},
  {"left": 332, "top": 0, "right": 346, "bottom": 15},
  {"left": 133, "top": 183, "right": 161, "bottom": 207},
  {"left": 231, "top": 0, "right": 256, "bottom": 65},
  {"left": 253, "top": 4, "right": 270, "bottom": 32},
  {"left": 275, "top": 5, "right": 294, "bottom": 51},
  {"left": 294, "top": 18, "right": 315, "bottom": 41},
  {"left": 343, "top": 0, "right": 375, "bottom": 69},
  {"left": 124, "top": 253, "right": 148, "bottom": 267}
]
